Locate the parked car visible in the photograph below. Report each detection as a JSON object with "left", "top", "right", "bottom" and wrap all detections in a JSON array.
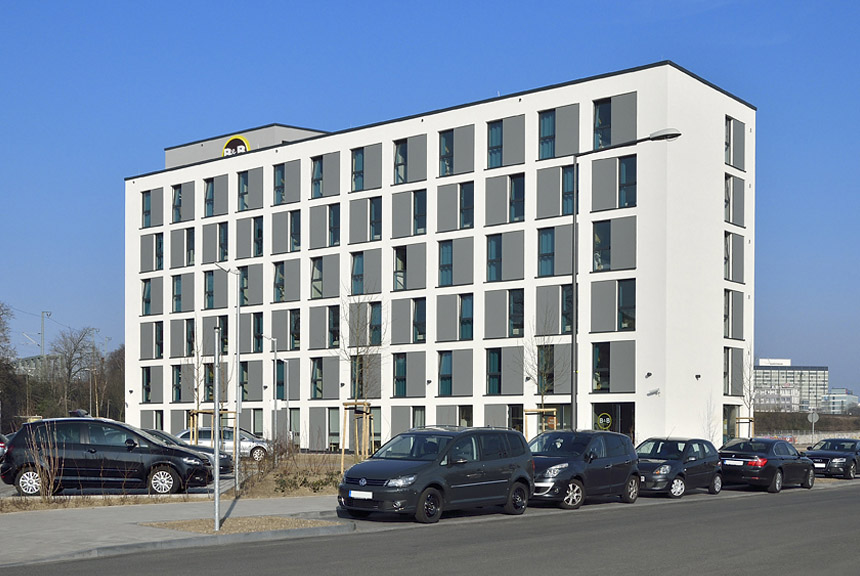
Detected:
[
  {"left": 0, "top": 418, "right": 211, "bottom": 496},
  {"left": 176, "top": 427, "right": 270, "bottom": 461},
  {"left": 636, "top": 437, "right": 722, "bottom": 498},
  {"left": 146, "top": 429, "right": 233, "bottom": 474},
  {"left": 803, "top": 438, "right": 860, "bottom": 479},
  {"left": 338, "top": 426, "right": 534, "bottom": 523},
  {"left": 719, "top": 437, "right": 815, "bottom": 493},
  {"left": 528, "top": 430, "right": 640, "bottom": 510},
  {"left": 0, "top": 433, "right": 8, "bottom": 462}
]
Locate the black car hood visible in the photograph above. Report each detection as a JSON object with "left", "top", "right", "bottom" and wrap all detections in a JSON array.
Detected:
[
  {"left": 345, "top": 458, "right": 432, "bottom": 480},
  {"left": 534, "top": 455, "right": 581, "bottom": 474},
  {"left": 805, "top": 450, "right": 853, "bottom": 458},
  {"left": 637, "top": 458, "right": 674, "bottom": 472}
]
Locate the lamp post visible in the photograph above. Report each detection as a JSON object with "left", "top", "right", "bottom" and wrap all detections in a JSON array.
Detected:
[
  {"left": 213, "top": 324, "right": 222, "bottom": 532},
  {"left": 262, "top": 335, "right": 287, "bottom": 466},
  {"left": 567, "top": 128, "right": 681, "bottom": 431},
  {"left": 82, "top": 368, "right": 93, "bottom": 416},
  {"left": 215, "top": 262, "right": 241, "bottom": 489}
]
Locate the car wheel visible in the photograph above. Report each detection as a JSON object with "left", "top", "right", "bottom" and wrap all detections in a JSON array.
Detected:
[
  {"left": 559, "top": 479, "right": 585, "bottom": 510},
  {"left": 802, "top": 467, "right": 815, "bottom": 489},
  {"left": 668, "top": 476, "right": 686, "bottom": 499},
  {"left": 15, "top": 466, "right": 42, "bottom": 496},
  {"left": 708, "top": 473, "right": 723, "bottom": 495},
  {"left": 504, "top": 482, "right": 529, "bottom": 515},
  {"left": 250, "top": 447, "right": 266, "bottom": 462},
  {"left": 845, "top": 461, "right": 857, "bottom": 480},
  {"left": 621, "top": 475, "right": 639, "bottom": 503},
  {"left": 767, "top": 469, "right": 783, "bottom": 493},
  {"left": 415, "top": 487, "right": 443, "bottom": 523},
  {"left": 148, "top": 466, "right": 180, "bottom": 495}
]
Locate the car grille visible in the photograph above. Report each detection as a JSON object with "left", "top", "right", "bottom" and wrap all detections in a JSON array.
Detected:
[
  {"left": 344, "top": 476, "right": 387, "bottom": 487},
  {"left": 344, "top": 498, "right": 382, "bottom": 510}
]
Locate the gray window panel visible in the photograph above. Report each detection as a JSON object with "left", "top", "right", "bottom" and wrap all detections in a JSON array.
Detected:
[
  {"left": 237, "top": 218, "right": 252, "bottom": 259},
  {"left": 555, "top": 224, "right": 573, "bottom": 276},
  {"left": 284, "top": 160, "right": 301, "bottom": 204},
  {"left": 484, "top": 404, "right": 506, "bottom": 427},
  {"left": 150, "top": 276, "right": 163, "bottom": 315},
  {"left": 239, "top": 409, "right": 252, "bottom": 432},
  {"left": 502, "top": 230, "right": 524, "bottom": 281},
  {"left": 272, "top": 212, "right": 288, "bottom": 254},
  {"left": 363, "top": 143, "right": 383, "bottom": 190},
  {"left": 150, "top": 188, "right": 164, "bottom": 226},
  {"left": 321, "top": 254, "right": 340, "bottom": 298},
  {"left": 288, "top": 358, "right": 300, "bottom": 401},
  {"left": 170, "top": 229, "right": 185, "bottom": 268},
  {"left": 391, "top": 406, "right": 411, "bottom": 436},
  {"left": 484, "top": 290, "right": 507, "bottom": 339},
  {"left": 150, "top": 366, "right": 164, "bottom": 403},
  {"left": 536, "top": 167, "right": 560, "bottom": 218},
  {"left": 201, "top": 316, "right": 216, "bottom": 356},
  {"left": 406, "top": 135, "right": 427, "bottom": 182},
  {"left": 246, "top": 167, "right": 263, "bottom": 209},
  {"left": 245, "top": 360, "right": 263, "bottom": 402},
  {"left": 436, "top": 294, "right": 458, "bottom": 342},
  {"left": 272, "top": 310, "right": 288, "bottom": 349},
  {"left": 363, "top": 354, "right": 381, "bottom": 399},
  {"left": 202, "top": 223, "right": 217, "bottom": 263},
  {"left": 553, "top": 343, "right": 572, "bottom": 394},
  {"left": 732, "top": 177, "right": 745, "bottom": 226},
  {"left": 485, "top": 175, "right": 508, "bottom": 226},
  {"left": 213, "top": 269, "right": 227, "bottom": 308},
  {"left": 180, "top": 181, "right": 195, "bottom": 221},
  {"left": 180, "top": 365, "right": 195, "bottom": 404},
  {"left": 592, "top": 158, "right": 617, "bottom": 211},
  {"left": 364, "top": 248, "right": 382, "bottom": 294},
  {"left": 535, "top": 285, "right": 560, "bottom": 336},
  {"left": 437, "top": 184, "right": 458, "bottom": 232},
  {"left": 591, "top": 280, "right": 616, "bottom": 333},
  {"left": 213, "top": 176, "right": 228, "bottom": 216},
  {"left": 322, "top": 357, "right": 339, "bottom": 399},
  {"left": 349, "top": 302, "right": 367, "bottom": 347},
  {"left": 349, "top": 199, "right": 368, "bottom": 244},
  {"left": 140, "top": 323, "right": 154, "bottom": 360},
  {"left": 322, "top": 152, "right": 340, "bottom": 197},
  {"left": 502, "top": 347, "right": 524, "bottom": 395},
  {"left": 284, "top": 259, "right": 301, "bottom": 302},
  {"left": 437, "top": 405, "right": 457, "bottom": 426},
  {"left": 391, "top": 299, "right": 411, "bottom": 345},
  {"left": 308, "top": 407, "right": 326, "bottom": 451},
  {"left": 391, "top": 192, "right": 412, "bottom": 238},
  {"left": 140, "top": 411, "right": 154, "bottom": 428},
  {"left": 730, "top": 347, "right": 743, "bottom": 396},
  {"left": 240, "top": 313, "right": 252, "bottom": 354},
  {"left": 406, "top": 351, "right": 426, "bottom": 398},
  {"left": 452, "top": 237, "right": 473, "bottom": 286},
  {"left": 247, "top": 264, "right": 262, "bottom": 305},
  {"left": 732, "top": 119, "right": 745, "bottom": 170},
  {"left": 309, "top": 307, "right": 327, "bottom": 349},
  {"left": 453, "top": 125, "right": 474, "bottom": 175},
  {"left": 309, "top": 205, "right": 327, "bottom": 249},
  {"left": 140, "top": 235, "right": 154, "bottom": 272},
  {"left": 502, "top": 115, "right": 525, "bottom": 166},
  {"left": 610, "top": 92, "right": 637, "bottom": 146},
  {"left": 406, "top": 243, "right": 426, "bottom": 290},
  {"left": 731, "top": 290, "right": 744, "bottom": 340},
  {"left": 611, "top": 217, "right": 637, "bottom": 270},
  {"left": 178, "top": 273, "right": 193, "bottom": 312},
  {"left": 555, "top": 103, "right": 580, "bottom": 157},
  {"left": 452, "top": 350, "right": 473, "bottom": 396},
  {"left": 609, "top": 340, "right": 636, "bottom": 393},
  {"left": 731, "top": 233, "right": 744, "bottom": 283}
]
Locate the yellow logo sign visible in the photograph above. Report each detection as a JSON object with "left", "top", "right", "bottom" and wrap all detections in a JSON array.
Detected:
[
  {"left": 597, "top": 413, "right": 612, "bottom": 430},
  {"left": 222, "top": 135, "right": 250, "bottom": 157}
]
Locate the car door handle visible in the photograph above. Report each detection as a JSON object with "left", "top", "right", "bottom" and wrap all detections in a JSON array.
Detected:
[
  {"left": 604, "top": 465, "right": 612, "bottom": 469},
  {"left": 87, "top": 449, "right": 97, "bottom": 454}
]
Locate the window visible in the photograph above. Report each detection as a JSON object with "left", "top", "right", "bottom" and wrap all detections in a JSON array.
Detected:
[
  {"left": 154, "top": 321, "right": 163, "bottom": 358},
  {"left": 725, "top": 232, "right": 744, "bottom": 282},
  {"left": 439, "top": 352, "right": 452, "bottom": 396},
  {"left": 290, "top": 309, "right": 301, "bottom": 350},
  {"left": 218, "top": 222, "right": 228, "bottom": 261},
  {"left": 186, "top": 229, "right": 195, "bottom": 265},
  {"left": 350, "top": 356, "right": 366, "bottom": 399},
  {"left": 393, "top": 354, "right": 407, "bottom": 397},
  {"left": 487, "top": 349, "right": 502, "bottom": 395},
  {"left": 459, "top": 182, "right": 474, "bottom": 229},
  {"left": 561, "top": 284, "right": 573, "bottom": 334},
  {"left": 142, "top": 279, "right": 152, "bottom": 315},
  {"left": 273, "top": 263, "right": 285, "bottom": 303},
  {"left": 725, "top": 116, "right": 732, "bottom": 165},
  {"left": 289, "top": 210, "right": 301, "bottom": 251},
  {"left": 276, "top": 360, "right": 286, "bottom": 400},
  {"left": 328, "top": 306, "right": 339, "bottom": 348},
  {"left": 172, "top": 185, "right": 182, "bottom": 223},
  {"left": 593, "top": 343, "right": 610, "bottom": 392},
  {"left": 204, "top": 178, "right": 215, "bottom": 217},
  {"left": 439, "top": 130, "right": 454, "bottom": 176},
  {"left": 142, "top": 190, "right": 152, "bottom": 228},
  {"left": 509, "top": 174, "right": 524, "bottom": 222},
  {"left": 393, "top": 247, "right": 407, "bottom": 291},
  {"left": 311, "top": 358, "right": 323, "bottom": 399},
  {"left": 369, "top": 197, "right": 382, "bottom": 241},
  {"left": 539, "top": 110, "right": 556, "bottom": 159},
  {"left": 459, "top": 294, "right": 473, "bottom": 341},
  {"left": 487, "top": 234, "right": 502, "bottom": 282},
  {"left": 618, "top": 279, "right": 635, "bottom": 331},
  {"left": 203, "top": 364, "right": 214, "bottom": 401},
  {"left": 439, "top": 241, "right": 453, "bottom": 286},
  {"left": 538, "top": 345, "right": 554, "bottom": 394},
  {"left": 172, "top": 366, "right": 182, "bottom": 402},
  {"left": 329, "top": 204, "right": 340, "bottom": 246},
  {"left": 311, "top": 156, "right": 323, "bottom": 198},
  {"left": 593, "top": 221, "right": 611, "bottom": 271},
  {"left": 238, "top": 171, "right": 249, "bottom": 211},
  {"left": 369, "top": 302, "right": 382, "bottom": 346},
  {"left": 413, "top": 189, "right": 426, "bottom": 235},
  {"left": 253, "top": 312, "right": 263, "bottom": 353},
  {"left": 509, "top": 289, "right": 524, "bottom": 337},
  {"left": 239, "top": 266, "right": 249, "bottom": 306},
  {"left": 562, "top": 165, "right": 577, "bottom": 215},
  {"left": 218, "top": 316, "right": 228, "bottom": 355},
  {"left": 311, "top": 257, "right": 323, "bottom": 299},
  {"left": 413, "top": 298, "right": 426, "bottom": 343},
  {"left": 724, "top": 289, "right": 743, "bottom": 339},
  {"left": 203, "top": 271, "right": 215, "bottom": 308},
  {"left": 351, "top": 252, "right": 364, "bottom": 295},
  {"left": 142, "top": 367, "right": 152, "bottom": 403},
  {"left": 412, "top": 406, "right": 426, "bottom": 428},
  {"left": 185, "top": 318, "right": 195, "bottom": 356},
  {"left": 394, "top": 139, "right": 408, "bottom": 184},
  {"left": 488, "top": 120, "right": 503, "bottom": 168},
  {"left": 253, "top": 217, "right": 263, "bottom": 257},
  {"left": 538, "top": 228, "right": 555, "bottom": 277},
  {"left": 154, "top": 233, "right": 164, "bottom": 270},
  {"left": 172, "top": 276, "right": 182, "bottom": 312},
  {"left": 239, "top": 362, "right": 249, "bottom": 400},
  {"left": 618, "top": 155, "right": 636, "bottom": 208},
  {"left": 273, "top": 164, "right": 285, "bottom": 205},
  {"left": 594, "top": 98, "right": 611, "bottom": 149},
  {"left": 352, "top": 148, "right": 364, "bottom": 191}
]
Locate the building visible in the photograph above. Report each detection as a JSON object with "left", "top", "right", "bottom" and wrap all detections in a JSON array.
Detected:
[
  {"left": 124, "top": 61, "right": 755, "bottom": 449},
  {"left": 819, "top": 388, "right": 857, "bottom": 415},
  {"left": 754, "top": 359, "right": 829, "bottom": 413}
]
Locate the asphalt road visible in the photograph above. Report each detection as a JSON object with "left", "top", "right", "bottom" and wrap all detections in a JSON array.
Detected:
[{"left": 7, "top": 482, "right": 859, "bottom": 576}]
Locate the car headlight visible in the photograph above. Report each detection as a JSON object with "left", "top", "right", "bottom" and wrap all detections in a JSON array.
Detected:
[
  {"left": 386, "top": 475, "right": 417, "bottom": 488},
  {"left": 543, "top": 463, "right": 569, "bottom": 478},
  {"left": 183, "top": 456, "right": 203, "bottom": 466},
  {"left": 832, "top": 458, "right": 847, "bottom": 464},
  {"left": 653, "top": 465, "right": 671, "bottom": 476}
]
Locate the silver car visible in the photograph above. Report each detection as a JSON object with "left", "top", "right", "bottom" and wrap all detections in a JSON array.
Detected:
[{"left": 177, "top": 427, "right": 270, "bottom": 461}]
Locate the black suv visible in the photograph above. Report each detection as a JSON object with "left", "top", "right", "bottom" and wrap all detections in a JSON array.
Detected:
[
  {"left": 338, "top": 426, "right": 534, "bottom": 523},
  {"left": 529, "top": 430, "right": 640, "bottom": 509},
  {"left": 0, "top": 418, "right": 212, "bottom": 495}
]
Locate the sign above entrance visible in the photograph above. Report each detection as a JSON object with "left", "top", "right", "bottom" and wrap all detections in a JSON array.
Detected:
[
  {"left": 222, "top": 135, "right": 250, "bottom": 157},
  {"left": 597, "top": 412, "right": 612, "bottom": 430}
]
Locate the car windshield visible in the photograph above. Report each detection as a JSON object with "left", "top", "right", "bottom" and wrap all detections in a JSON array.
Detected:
[
  {"left": 149, "top": 430, "right": 185, "bottom": 446},
  {"left": 636, "top": 439, "right": 686, "bottom": 459},
  {"left": 372, "top": 434, "right": 452, "bottom": 460},
  {"left": 528, "top": 432, "right": 590, "bottom": 456},
  {"left": 812, "top": 439, "right": 857, "bottom": 451}
]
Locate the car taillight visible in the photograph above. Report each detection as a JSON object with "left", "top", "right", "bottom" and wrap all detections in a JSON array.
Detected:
[{"left": 746, "top": 457, "right": 767, "bottom": 468}]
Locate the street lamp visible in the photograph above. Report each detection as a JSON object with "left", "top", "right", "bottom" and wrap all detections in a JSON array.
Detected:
[
  {"left": 214, "top": 262, "right": 241, "bottom": 487},
  {"left": 568, "top": 128, "right": 681, "bottom": 431},
  {"left": 262, "top": 334, "right": 288, "bottom": 466},
  {"left": 82, "top": 367, "right": 94, "bottom": 416}
]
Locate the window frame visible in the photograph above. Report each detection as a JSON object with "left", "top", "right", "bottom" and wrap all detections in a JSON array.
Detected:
[
  {"left": 439, "top": 129, "right": 454, "bottom": 176},
  {"left": 539, "top": 109, "right": 556, "bottom": 160},
  {"left": 351, "top": 148, "right": 364, "bottom": 192}
]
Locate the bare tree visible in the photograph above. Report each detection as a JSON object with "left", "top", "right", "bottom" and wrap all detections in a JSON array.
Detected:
[
  {"left": 740, "top": 345, "right": 756, "bottom": 436},
  {"left": 102, "top": 345, "right": 125, "bottom": 420},
  {"left": 520, "top": 308, "right": 571, "bottom": 432},
  {"left": 0, "top": 301, "right": 14, "bottom": 361},
  {"left": 50, "top": 326, "right": 98, "bottom": 415}
]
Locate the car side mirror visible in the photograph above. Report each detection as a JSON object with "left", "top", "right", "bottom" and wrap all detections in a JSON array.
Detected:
[
  {"left": 585, "top": 451, "right": 595, "bottom": 463},
  {"left": 807, "top": 446, "right": 813, "bottom": 450},
  {"left": 125, "top": 438, "right": 137, "bottom": 450}
]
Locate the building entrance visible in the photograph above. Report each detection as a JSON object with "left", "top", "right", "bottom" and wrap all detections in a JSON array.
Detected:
[{"left": 591, "top": 402, "right": 635, "bottom": 439}]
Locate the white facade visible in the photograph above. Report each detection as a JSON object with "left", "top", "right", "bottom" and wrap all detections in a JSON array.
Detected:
[{"left": 125, "top": 62, "right": 755, "bottom": 448}]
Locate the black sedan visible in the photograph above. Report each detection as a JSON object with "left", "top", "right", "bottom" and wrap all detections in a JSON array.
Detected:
[
  {"left": 804, "top": 438, "right": 860, "bottom": 479},
  {"left": 636, "top": 437, "right": 722, "bottom": 498},
  {"left": 719, "top": 438, "right": 815, "bottom": 493},
  {"left": 146, "top": 429, "right": 233, "bottom": 474}
]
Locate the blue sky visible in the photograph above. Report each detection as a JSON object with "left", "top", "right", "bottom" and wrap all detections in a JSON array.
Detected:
[{"left": 1, "top": 1, "right": 857, "bottom": 387}]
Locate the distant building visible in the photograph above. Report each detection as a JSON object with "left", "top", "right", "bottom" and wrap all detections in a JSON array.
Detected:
[
  {"left": 14, "top": 354, "right": 64, "bottom": 381},
  {"left": 820, "top": 388, "right": 858, "bottom": 415},
  {"left": 754, "top": 359, "right": 828, "bottom": 412}
]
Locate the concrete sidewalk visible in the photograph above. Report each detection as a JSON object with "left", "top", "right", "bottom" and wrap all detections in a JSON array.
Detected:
[{"left": 0, "top": 495, "right": 351, "bottom": 567}]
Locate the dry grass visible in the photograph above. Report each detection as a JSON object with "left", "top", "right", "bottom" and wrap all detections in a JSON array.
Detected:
[{"left": 143, "top": 515, "right": 337, "bottom": 534}]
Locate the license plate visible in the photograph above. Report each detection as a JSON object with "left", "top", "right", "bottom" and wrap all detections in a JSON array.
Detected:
[
  {"left": 349, "top": 490, "right": 372, "bottom": 500},
  {"left": 640, "top": 475, "right": 645, "bottom": 482},
  {"left": 814, "top": 463, "right": 825, "bottom": 469},
  {"left": 723, "top": 459, "right": 743, "bottom": 466}
]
